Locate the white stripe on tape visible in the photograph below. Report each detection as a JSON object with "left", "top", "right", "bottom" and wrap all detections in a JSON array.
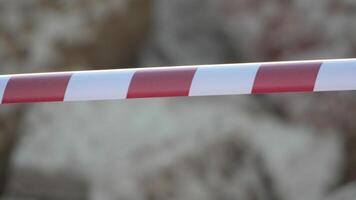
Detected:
[
  {"left": 314, "top": 59, "right": 356, "bottom": 91},
  {"left": 0, "top": 76, "right": 10, "bottom": 103},
  {"left": 189, "top": 64, "right": 260, "bottom": 96},
  {"left": 64, "top": 70, "right": 135, "bottom": 101}
]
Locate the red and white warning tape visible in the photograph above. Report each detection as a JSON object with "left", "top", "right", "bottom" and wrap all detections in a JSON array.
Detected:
[{"left": 1, "top": 58, "right": 356, "bottom": 104}]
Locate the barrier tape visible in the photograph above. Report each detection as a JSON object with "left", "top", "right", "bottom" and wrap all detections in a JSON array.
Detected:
[{"left": 1, "top": 58, "right": 356, "bottom": 104}]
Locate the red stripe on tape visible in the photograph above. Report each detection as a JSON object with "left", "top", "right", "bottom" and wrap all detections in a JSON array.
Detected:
[
  {"left": 2, "top": 73, "right": 72, "bottom": 104},
  {"left": 252, "top": 62, "right": 322, "bottom": 93},
  {"left": 127, "top": 68, "right": 197, "bottom": 98}
]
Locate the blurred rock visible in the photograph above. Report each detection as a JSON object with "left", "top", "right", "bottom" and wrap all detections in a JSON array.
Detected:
[
  {"left": 222, "top": 0, "right": 356, "bottom": 61},
  {"left": 219, "top": 0, "right": 356, "bottom": 186},
  {"left": 0, "top": 106, "right": 24, "bottom": 195},
  {"left": 141, "top": 0, "right": 356, "bottom": 191},
  {"left": 2, "top": 0, "right": 356, "bottom": 199},
  {"left": 325, "top": 182, "right": 356, "bottom": 200},
  {"left": 135, "top": 135, "right": 279, "bottom": 200},
  {"left": 3, "top": 167, "right": 87, "bottom": 200},
  {"left": 56, "top": 0, "right": 152, "bottom": 69},
  {"left": 0, "top": 0, "right": 152, "bottom": 73},
  {"left": 0, "top": 0, "right": 152, "bottom": 198},
  {"left": 254, "top": 92, "right": 356, "bottom": 185},
  {"left": 141, "top": 0, "right": 356, "bottom": 67},
  {"left": 11, "top": 97, "right": 342, "bottom": 200}
]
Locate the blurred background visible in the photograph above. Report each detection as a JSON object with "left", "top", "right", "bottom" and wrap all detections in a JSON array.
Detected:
[{"left": 0, "top": 0, "right": 356, "bottom": 199}]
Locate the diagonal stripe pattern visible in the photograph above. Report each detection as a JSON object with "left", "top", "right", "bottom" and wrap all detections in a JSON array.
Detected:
[{"left": 0, "top": 58, "right": 355, "bottom": 104}]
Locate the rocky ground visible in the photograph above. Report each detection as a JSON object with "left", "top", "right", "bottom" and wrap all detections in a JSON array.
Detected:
[{"left": 0, "top": 0, "right": 356, "bottom": 199}]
